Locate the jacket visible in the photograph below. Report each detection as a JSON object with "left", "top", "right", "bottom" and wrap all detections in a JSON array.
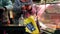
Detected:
[{"left": 0, "top": 0, "right": 13, "bottom": 10}]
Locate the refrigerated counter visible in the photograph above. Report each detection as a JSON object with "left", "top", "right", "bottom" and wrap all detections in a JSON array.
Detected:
[{"left": 0, "top": 24, "right": 30, "bottom": 34}]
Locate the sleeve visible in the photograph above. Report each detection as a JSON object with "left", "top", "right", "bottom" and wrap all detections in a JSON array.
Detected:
[
  {"left": 5, "top": 0, "right": 13, "bottom": 10},
  {"left": 13, "top": 0, "right": 22, "bottom": 12},
  {"left": 31, "top": 7, "right": 36, "bottom": 15}
]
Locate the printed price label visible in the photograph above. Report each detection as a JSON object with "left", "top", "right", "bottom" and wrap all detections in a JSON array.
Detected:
[{"left": 26, "top": 22, "right": 36, "bottom": 32}]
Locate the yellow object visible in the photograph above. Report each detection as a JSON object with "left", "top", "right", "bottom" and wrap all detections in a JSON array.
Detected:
[{"left": 24, "top": 16, "right": 39, "bottom": 34}]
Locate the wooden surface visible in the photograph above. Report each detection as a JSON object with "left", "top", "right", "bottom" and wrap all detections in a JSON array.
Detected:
[{"left": 45, "top": 24, "right": 60, "bottom": 29}]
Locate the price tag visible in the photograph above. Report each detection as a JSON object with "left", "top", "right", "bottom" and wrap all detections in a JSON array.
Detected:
[{"left": 26, "top": 22, "right": 36, "bottom": 32}]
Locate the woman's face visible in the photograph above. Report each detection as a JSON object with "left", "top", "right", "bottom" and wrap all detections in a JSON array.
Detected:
[
  {"left": 26, "top": 5, "right": 32, "bottom": 10},
  {"left": 21, "top": 5, "right": 32, "bottom": 11}
]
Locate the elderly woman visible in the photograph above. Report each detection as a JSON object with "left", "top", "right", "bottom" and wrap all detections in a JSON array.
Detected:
[{"left": 13, "top": 0, "right": 33, "bottom": 24}]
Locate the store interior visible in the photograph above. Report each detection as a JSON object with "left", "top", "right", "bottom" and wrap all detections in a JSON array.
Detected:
[{"left": 0, "top": 0, "right": 60, "bottom": 34}]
